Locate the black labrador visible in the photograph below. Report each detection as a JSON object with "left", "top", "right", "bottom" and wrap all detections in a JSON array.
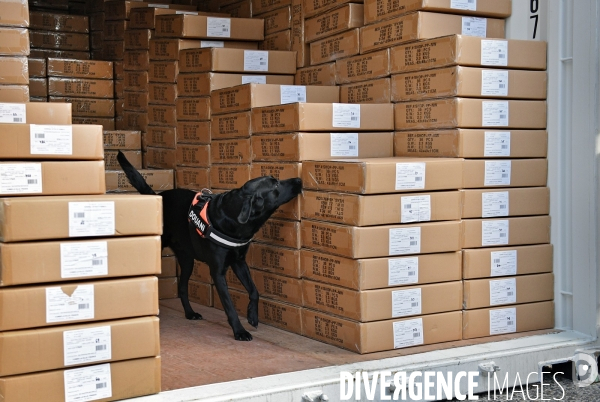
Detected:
[{"left": 117, "top": 151, "right": 302, "bottom": 341}]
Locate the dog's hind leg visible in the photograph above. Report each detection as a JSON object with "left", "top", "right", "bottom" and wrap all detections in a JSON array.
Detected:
[
  {"left": 211, "top": 263, "right": 253, "bottom": 341},
  {"left": 231, "top": 260, "right": 259, "bottom": 328},
  {"left": 175, "top": 251, "right": 203, "bottom": 320}
]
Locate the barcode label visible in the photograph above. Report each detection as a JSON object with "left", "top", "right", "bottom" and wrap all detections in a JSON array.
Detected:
[
  {"left": 507, "top": 320, "right": 514, "bottom": 325},
  {"left": 490, "top": 308, "right": 516, "bottom": 335},
  {"left": 64, "top": 363, "right": 112, "bottom": 402},
  {"left": 0, "top": 163, "right": 43, "bottom": 194},
  {"left": 408, "top": 271, "right": 416, "bottom": 276},
  {"left": 481, "top": 40, "right": 508, "bottom": 66},
  {"left": 68, "top": 202, "right": 115, "bottom": 237},
  {"left": 484, "top": 131, "right": 511, "bottom": 157},
  {"left": 27, "top": 179, "right": 37, "bottom": 184},
  {"left": 389, "top": 227, "right": 421, "bottom": 255},
  {"left": 61, "top": 241, "right": 109, "bottom": 279},
  {"left": 392, "top": 288, "right": 422, "bottom": 317},
  {"left": 393, "top": 318, "right": 424, "bottom": 349},
  {"left": 35, "top": 133, "right": 45, "bottom": 138},
  {"left": 30, "top": 125, "right": 73, "bottom": 155},
  {"left": 389, "top": 257, "right": 419, "bottom": 286},
  {"left": 499, "top": 232, "right": 507, "bottom": 237},
  {"left": 409, "top": 241, "right": 418, "bottom": 246},
  {"left": 491, "top": 250, "right": 518, "bottom": 276},
  {"left": 401, "top": 194, "right": 431, "bottom": 223},
  {"left": 96, "top": 345, "right": 107, "bottom": 351},
  {"left": 74, "top": 212, "right": 85, "bottom": 218},
  {"left": 395, "top": 162, "right": 426, "bottom": 190},
  {"left": 413, "top": 332, "right": 421, "bottom": 337},
  {"left": 0, "top": 103, "right": 26, "bottom": 124},
  {"left": 462, "top": 16, "right": 486, "bottom": 36},
  {"left": 92, "top": 259, "right": 103, "bottom": 265},
  {"left": 96, "top": 383, "right": 107, "bottom": 389},
  {"left": 13, "top": 117, "right": 23, "bottom": 122},
  {"left": 332, "top": 103, "right": 360, "bottom": 128},
  {"left": 482, "top": 70, "right": 509, "bottom": 96},
  {"left": 482, "top": 191, "right": 509, "bottom": 217},
  {"left": 490, "top": 278, "right": 517, "bottom": 305},
  {"left": 46, "top": 285, "right": 95, "bottom": 323},
  {"left": 242, "top": 75, "right": 267, "bottom": 84},
  {"left": 63, "top": 326, "right": 111, "bottom": 366},
  {"left": 484, "top": 160, "right": 511, "bottom": 186},
  {"left": 244, "top": 50, "right": 269, "bottom": 72},
  {"left": 411, "top": 302, "right": 419, "bottom": 307},
  {"left": 280, "top": 85, "right": 307, "bottom": 105},
  {"left": 494, "top": 259, "right": 501, "bottom": 263},
  {"left": 482, "top": 101, "right": 509, "bottom": 126},
  {"left": 206, "top": 17, "right": 231, "bottom": 38},
  {"left": 200, "top": 40, "right": 225, "bottom": 48},
  {"left": 501, "top": 173, "right": 509, "bottom": 178},
  {"left": 482, "top": 219, "right": 509, "bottom": 246},
  {"left": 78, "top": 303, "right": 90, "bottom": 309},
  {"left": 330, "top": 133, "right": 359, "bottom": 157}
]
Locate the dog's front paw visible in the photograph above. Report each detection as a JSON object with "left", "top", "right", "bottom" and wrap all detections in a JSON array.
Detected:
[
  {"left": 234, "top": 329, "right": 253, "bottom": 341},
  {"left": 185, "top": 312, "right": 203, "bottom": 320},
  {"left": 247, "top": 306, "right": 259, "bottom": 328}
]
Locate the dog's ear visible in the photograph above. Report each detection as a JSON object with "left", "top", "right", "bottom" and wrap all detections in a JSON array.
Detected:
[{"left": 237, "top": 194, "right": 255, "bottom": 224}]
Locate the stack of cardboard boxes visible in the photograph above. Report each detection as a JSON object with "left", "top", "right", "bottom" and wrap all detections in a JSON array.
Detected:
[
  {"left": 257, "top": 2, "right": 292, "bottom": 51},
  {"left": 0, "top": 102, "right": 161, "bottom": 399},
  {"left": 0, "top": 0, "right": 30, "bottom": 103}
]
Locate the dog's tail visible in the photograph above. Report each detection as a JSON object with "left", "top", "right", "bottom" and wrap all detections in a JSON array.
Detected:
[{"left": 116, "top": 150, "right": 156, "bottom": 195}]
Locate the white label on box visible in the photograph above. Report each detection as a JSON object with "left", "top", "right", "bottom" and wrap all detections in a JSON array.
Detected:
[
  {"left": 64, "top": 326, "right": 112, "bottom": 366},
  {"left": 332, "top": 103, "right": 360, "bottom": 128},
  {"left": 46, "top": 285, "right": 95, "bottom": 323},
  {"left": 389, "top": 227, "right": 421, "bottom": 255},
  {"left": 244, "top": 50, "right": 269, "bottom": 72},
  {"left": 489, "top": 307, "right": 517, "bottom": 335},
  {"left": 148, "top": 3, "right": 168, "bottom": 8},
  {"left": 64, "top": 363, "right": 112, "bottom": 402},
  {"left": 242, "top": 75, "right": 267, "bottom": 84},
  {"left": 388, "top": 257, "right": 419, "bottom": 286},
  {"left": 451, "top": 0, "right": 477, "bottom": 11},
  {"left": 484, "top": 160, "right": 511, "bottom": 186},
  {"left": 482, "top": 191, "right": 509, "bottom": 217},
  {"left": 462, "top": 17, "right": 487, "bottom": 37},
  {"left": 395, "top": 162, "right": 426, "bottom": 190},
  {"left": 30, "top": 124, "right": 73, "bottom": 155},
  {"left": 482, "top": 219, "right": 509, "bottom": 246},
  {"left": 200, "top": 40, "right": 225, "bottom": 48},
  {"left": 490, "top": 278, "right": 517, "bottom": 305},
  {"left": 484, "top": 131, "right": 511, "bottom": 156},
  {"left": 0, "top": 163, "right": 42, "bottom": 194},
  {"left": 0, "top": 103, "right": 26, "bottom": 123},
  {"left": 400, "top": 195, "right": 431, "bottom": 223},
  {"left": 280, "top": 85, "right": 307, "bottom": 104},
  {"left": 393, "top": 318, "right": 424, "bottom": 349},
  {"left": 392, "top": 288, "right": 422, "bottom": 317},
  {"left": 330, "top": 133, "right": 358, "bottom": 157},
  {"left": 482, "top": 101, "right": 509, "bottom": 127},
  {"left": 206, "top": 17, "right": 231, "bottom": 38},
  {"left": 68, "top": 202, "right": 116, "bottom": 237},
  {"left": 481, "top": 70, "right": 509, "bottom": 96},
  {"left": 176, "top": 10, "right": 197, "bottom": 14},
  {"left": 481, "top": 40, "right": 508, "bottom": 66},
  {"left": 491, "top": 250, "right": 518, "bottom": 276},
  {"left": 60, "top": 241, "right": 109, "bottom": 279}
]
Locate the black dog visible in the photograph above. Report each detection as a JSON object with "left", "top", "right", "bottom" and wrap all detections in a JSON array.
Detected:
[{"left": 117, "top": 151, "right": 302, "bottom": 341}]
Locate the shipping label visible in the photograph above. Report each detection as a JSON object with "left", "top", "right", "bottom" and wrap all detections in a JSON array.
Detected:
[
  {"left": 244, "top": 50, "right": 269, "bottom": 72},
  {"left": 206, "top": 18, "right": 231, "bottom": 38},
  {"left": 491, "top": 249, "right": 518, "bottom": 276},
  {"left": 68, "top": 202, "right": 116, "bottom": 237},
  {"left": 30, "top": 124, "right": 73, "bottom": 155},
  {"left": 0, "top": 163, "right": 42, "bottom": 194},
  {"left": 400, "top": 194, "right": 431, "bottom": 223},
  {"left": 242, "top": 75, "right": 267, "bottom": 84},
  {"left": 389, "top": 227, "right": 421, "bottom": 255},
  {"left": 451, "top": 0, "right": 477, "bottom": 11},
  {"left": 484, "top": 131, "right": 511, "bottom": 156},
  {"left": 200, "top": 40, "right": 225, "bottom": 47},
  {"left": 393, "top": 317, "right": 424, "bottom": 349},
  {"left": 462, "top": 17, "right": 487, "bottom": 37},
  {"left": 280, "top": 85, "right": 307, "bottom": 104},
  {"left": 330, "top": 133, "right": 358, "bottom": 157},
  {"left": 484, "top": 160, "right": 511, "bottom": 186},
  {"left": 482, "top": 219, "right": 509, "bottom": 246},
  {"left": 46, "top": 285, "right": 95, "bottom": 323},
  {"left": 0, "top": 103, "right": 25, "bottom": 123},
  {"left": 482, "top": 191, "right": 509, "bottom": 217},
  {"left": 64, "top": 326, "right": 111, "bottom": 366},
  {"left": 392, "top": 288, "right": 422, "bottom": 317},
  {"left": 332, "top": 103, "right": 360, "bottom": 128},
  {"left": 481, "top": 70, "right": 509, "bottom": 96},
  {"left": 481, "top": 40, "right": 508, "bottom": 66},
  {"left": 490, "top": 278, "right": 517, "bottom": 305},
  {"left": 482, "top": 101, "right": 509, "bottom": 126},
  {"left": 395, "top": 162, "right": 426, "bottom": 190},
  {"left": 489, "top": 307, "right": 517, "bottom": 335},
  {"left": 60, "top": 241, "right": 109, "bottom": 278},
  {"left": 388, "top": 257, "right": 419, "bottom": 286},
  {"left": 64, "top": 363, "right": 112, "bottom": 402}
]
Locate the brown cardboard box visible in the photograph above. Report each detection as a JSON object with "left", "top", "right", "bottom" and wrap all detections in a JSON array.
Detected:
[
  {"left": 210, "top": 164, "right": 252, "bottom": 189},
  {"left": 340, "top": 77, "right": 391, "bottom": 103},
  {"left": 130, "top": 8, "right": 199, "bottom": 29},
  {"left": 211, "top": 111, "right": 252, "bottom": 139},
  {"left": 255, "top": 218, "right": 301, "bottom": 248},
  {"left": 149, "top": 61, "right": 179, "bottom": 83},
  {"left": 252, "top": 268, "right": 303, "bottom": 306},
  {"left": 149, "top": 83, "right": 177, "bottom": 104},
  {"left": 213, "top": 286, "right": 247, "bottom": 314},
  {"left": 291, "top": 0, "right": 309, "bottom": 68},
  {"left": 0, "top": 356, "right": 161, "bottom": 401},
  {"left": 461, "top": 187, "right": 550, "bottom": 218},
  {"left": 464, "top": 273, "right": 554, "bottom": 310},
  {"left": 176, "top": 144, "right": 211, "bottom": 168},
  {"left": 212, "top": 138, "right": 252, "bottom": 164},
  {"left": 104, "top": 20, "right": 127, "bottom": 41},
  {"left": 177, "top": 72, "right": 294, "bottom": 97},
  {"left": 123, "top": 111, "right": 149, "bottom": 132},
  {"left": 104, "top": 150, "right": 143, "bottom": 169},
  {"left": 189, "top": 279, "right": 213, "bottom": 306},
  {"left": 178, "top": 48, "right": 297, "bottom": 74},
  {"left": 177, "top": 121, "right": 212, "bottom": 145},
  {"left": 462, "top": 301, "right": 554, "bottom": 339},
  {"left": 29, "top": 11, "right": 88, "bottom": 33},
  {"left": 191, "top": 260, "right": 212, "bottom": 283},
  {"left": 103, "top": 130, "right": 142, "bottom": 150},
  {"left": 360, "top": 12, "right": 505, "bottom": 54},
  {"left": 176, "top": 97, "right": 211, "bottom": 121},
  {"left": 263, "top": 6, "right": 292, "bottom": 34},
  {"left": 221, "top": 0, "right": 253, "bottom": 18},
  {"left": 394, "top": 98, "right": 548, "bottom": 130},
  {"left": 301, "top": 189, "right": 461, "bottom": 225},
  {"left": 116, "top": 98, "right": 125, "bottom": 116},
  {"left": 50, "top": 96, "right": 115, "bottom": 118},
  {"left": 0, "top": 317, "right": 159, "bottom": 376},
  {"left": 105, "top": 170, "right": 174, "bottom": 193},
  {"left": 461, "top": 215, "right": 551, "bottom": 249},
  {"left": 364, "top": 0, "right": 511, "bottom": 25},
  {"left": 146, "top": 147, "right": 177, "bottom": 169},
  {"left": 28, "top": 58, "right": 46, "bottom": 78},
  {"left": 158, "top": 255, "right": 177, "bottom": 276},
  {"left": 394, "top": 129, "right": 548, "bottom": 158},
  {"left": 250, "top": 162, "right": 302, "bottom": 220},
  {"left": 72, "top": 117, "right": 115, "bottom": 131},
  {"left": 124, "top": 50, "right": 150, "bottom": 71},
  {"left": 252, "top": 0, "right": 292, "bottom": 15},
  {"left": 0, "top": 236, "right": 160, "bottom": 286},
  {"left": 125, "top": 29, "right": 153, "bottom": 50},
  {"left": 149, "top": 39, "right": 201, "bottom": 61},
  {"left": 303, "top": 0, "right": 362, "bottom": 18},
  {"left": 159, "top": 277, "right": 178, "bottom": 299},
  {"left": 0, "top": 123, "right": 103, "bottom": 160},
  {"left": 91, "top": 31, "right": 103, "bottom": 51},
  {"left": 104, "top": 1, "right": 197, "bottom": 20},
  {"left": 0, "top": 57, "right": 28, "bottom": 84},
  {"left": 30, "top": 49, "right": 91, "bottom": 61},
  {"left": 0, "top": 102, "right": 71, "bottom": 124},
  {"left": 0, "top": 276, "right": 158, "bottom": 330},
  {"left": 304, "top": 4, "right": 364, "bottom": 43},
  {"left": 124, "top": 71, "right": 149, "bottom": 92},
  {"left": 251, "top": 132, "right": 393, "bottom": 161},
  {"left": 301, "top": 157, "right": 463, "bottom": 194},
  {"left": 391, "top": 66, "right": 548, "bottom": 102},
  {"left": 156, "top": 14, "right": 264, "bottom": 40},
  {"left": 28, "top": 77, "right": 47, "bottom": 97},
  {"left": 0, "top": 0, "right": 29, "bottom": 28},
  {"left": 260, "top": 30, "right": 292, "bottom": 51},
  {"left": 249, "top": 242, "right": 301, "bottom": 277},
  {"left": 29, "top": 30, "right": 89, "bottom": 51},
  {"left": 301, "top": 249, "right": 462, "bottom": 290},
  {"left": 336, "top": 49, "right": 390, "bottom": 85},
  {"left": 48, "top": 77, "right": 114, "bottom": 99},
  {"left": 462, "top": 159, "right": 548, "bottom": 188},
  {"left": 124, "top": 91, "right": 149, "bottom": 112},
  {"left": 0, "top": 194, "right": 162, "bottom": 242},
  {"left": 303, "top": 279, "right": 462, "bottom": 321},
  {"left": 390, "top": 35, "right": 548, "bottom": 74},
  {"left": 0, "top": 85, "right": 29, "bottom": 102},
  {"left": 0, "top": 27, "right": 29, "bottom": 56},
  {"left": 295, "top": 62, "right": 337, "bottom": 86},
  {"left": 302, "top": 309, "right": 462, "bottom": 353},
  {"left": 148, "top": 105, "right": 177, "bottom": 126},
  {"left": 146, "top": 126, "right": 176, "bottom": 149},
  {"left": 176, "top": 167, "right": 211, "bottom": 190},
  {"left": 462, "top": 244, "right": 553, "bottom": 279},
  {"left": 259, "top": 298, "right": 303, "bottom": 334},
  {"left": 252, "top": 103, "right": 394, "bottom": 133},
  {"left": 310, "top": 29, "right": 360, "bottom": 66}
]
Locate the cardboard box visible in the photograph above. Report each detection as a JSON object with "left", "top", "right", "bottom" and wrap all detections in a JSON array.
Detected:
[
  {"left": 176, "top": 144, "right": 211, "bottom": 168},
  {"left": 0, "top": 0, "right": 29, "bottom": 28},
  {"left": 211, "top": 138, "right": 252, "bottom": 164},
  {"left": 260, "top": 30, "right": 292, "bottom": 51},
  {"left": 160, "top": 256, "right": 176, "bottom": 277},
  {"left": 124, "top": 91, "right": 149, "bottom": 112},
  {"left": 146, "top": 126, "right": 176, "bottom": 149},
  {"left": 116, "top": 99, "right": 125, "bottom": 117},
  {"left": 211, "top": 111, "right": 252, "bottom": 139},
  {"left": 252, "top": 269, "right": 303, "bottom": 305},
  {"left": 391, "top": 35, "right": 548, "bottom": 74},
  {"left": 301, "top": 189, "right": 461, "bottom": 226},
  {"left": 156, "top": 14, "right": 264, "bottom": 40},
  {"left": 29, "top": 11, "right": 88, "bottom": 33},
  {"left": 462, "top": 301, "right": 554, "bottom": 339},
  {"left": 149, "top": 61, "right": 179, "bottom": 83},
  {"left": 28, "top": 77, "right": 47, "bottom": 97},
  {"left": 221, "top": 0, "right": 253, "bottom": 18},
  {"left": 189, "top": 279, "right": 213, "bottom": 306},
  {"left": 303, "top": 279, "right": 462, "bottom": 321},
  {"left": 149, "top": 39, "right": 203, "bottom": 60},
  {"left": 124, "top": 71, "right": 149, "bottom": 92},
  {"left": 252, "top": 103, "right": 394, "bottom": 133},
  {"left": 335, "top": 48, "right": 390, "bottom": 85},
  {"left": 304, "top": 4, "right": 364, "bottom": 43},
  {"left": 301, "top": 249, "right": 462, "bottom": 290},
  {"left": 48, "top": 77, "right": 114, "bottom": 99},
  {"left": 295, "top": 63, "right": 337, "bottom": 86},
  {"left": 30, "top": 49, "right": 90, "bottom": 60},
  {"left": 28, "top": 58, "right": 46, "bottom": 78},
  {"left": 263, "top": 6, "right": 292, "bottom": 34},
  {"left": 123, "top": 111, "right": 149, "bottom": 132},
  {"left": 0, "top": 194, "right": 162, "bottom": 242},
  {"left": 149, "top": 83, "right": 177, "bottom": 105},
  {"left": 105, "top": 170, "right": 173, "bottom": 193},
  {"left": 213, "top": 286, "right": 247, "bottom": 314},
  {"left": 191, "top": 260, "right": 212, "bottom": 283},
  {"left": 29, "top": 30, "right": 89, "bottom": 51},
  {"left": 302, "top": 309, "right": 462, "bottom": 353},
  {"left": 303, "top": 0, "right": 362, "bottom": 18},
  {"left": 464, "top": 273, "right": 554, "bottom": 310},
  {"left": 130, "top": 8, "right": 200, "bottom": 29},
  {"left": 393, "top": 129, "right": 548, "bottom": 158},
  {"left": 91, "top": 31, "right": 103, "bottom": 51},
  {"left": 148, "top": 105, "right": 177, "bottom": 126},
  {"left": 252, "top": 0, "right": 292, "bottom": 15},
  {"left": 177, "top": 121, "right": 212, "bottom": 145},
  {"left": 103, "top": 20, "right": 127, "bottom": 41},
  {"left": 0, "top": 84, "right": 29, "bottom": 102},
  {"left": 124, "top": 50, "right": 150, "bottom": 71},
  {"left": 394, "top": 98, "right": 548, "bottom": 130},
  {"left": 364, "top": 0, "right": 512, "bottom": 25},
  {"left": 250, "top": 162, "right": 302, "bottom": 220},
  {"left": 310, "top": 28, "right": 360, "bottom": 66},
  {"left": 210, "top": 164, "right": 252, "bottom": 188},
  {"left": 255, "top": 218, "right": 301, "bottom": 248},
  {"left": 301, "top": 157, "right": 463, "bottom": 194},
  {"left": 463, "top": 159, "right": 548, "bottom": 188},
  {"left": 0, "top": 102, "right": 71, "bottom": 124},
  {"left": 176, "top": 97, "right": 211, "bottom": 121},
  {"left": 461, "top": 187, "right": 550, "bottom": 218},
  {"left": 463, "top": 244, "right": 553, "bottom": 279},
  {"left": 0, "top": 57, "right": 28, "bottom": 85},
  {"left": 360, "top": 12, "right": 505, "bottom": 54},
  {"left": 49, "top": 96, "right": 115, "bottom": 118},
  {"left": 72, "top": 117, "right": 115, "bottom": 131},
  {"left": 249, "top": 242, "right": 301, "bottom": 277},
  {"left": 301, "top": 219, "right": 462, "bottom": 258},
  {"left": 159, "top": 277, "right": 178, "bottom": 299},
  {"left": 178, "top": 48, "right": 297, "bottom": 74},
  {"left": 291, "top": 0, "right": 309, "bottom": 68},
  {"left": 391, "top": 66, "right": 548, "bottom": 102},
  {"left": 177, "top": 72, "right": 294, "bottom": 97},
  {"left": 125, "top": 28, "right": 153, "bottom": 50},
  {"left": 0, "top": 27, "right": 29, "bottom": 56},
  {"left": 176, "top": 167, "right": 211, "bottom": 190},
  {"left": 462, "top": 215, "right": 551, "bottom": 249},
  {"left": 259, "top": 298, "right": 303, "bottom": 334},
  {"left": 104, "top": 1, "right": 198, "bottom": 20},
  {"left": 104, "top": 150, "right": 143, "bottom": 170},
  {"left": 251, "top": 132, "right": 393, "bottom": 162},
  {"left": 340, "top": 77, "right": 391, "bottom": 103},
  {"left": 145, "top": 147, "right": 177, "bottom": 169},
  {"left": 103, "top": 130, "right": 142, "bottom": 150}
]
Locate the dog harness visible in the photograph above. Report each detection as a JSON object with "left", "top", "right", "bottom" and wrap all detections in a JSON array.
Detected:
[{"left": 188, "top": 190, "right": 252, "bottom": 249}]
